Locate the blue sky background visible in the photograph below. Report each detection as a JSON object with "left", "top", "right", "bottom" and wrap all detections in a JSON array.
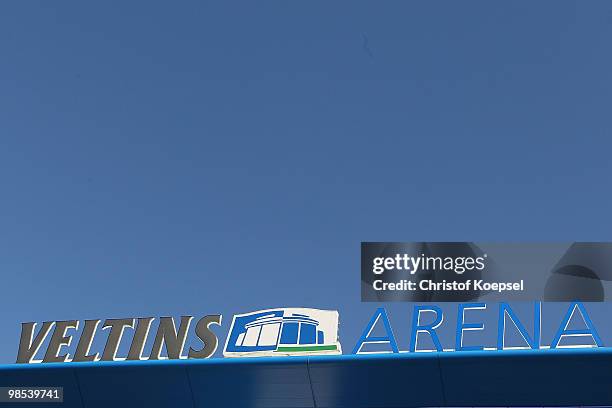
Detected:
[{"left": 1, "top": 1, "right": 612, "bottom": 362}]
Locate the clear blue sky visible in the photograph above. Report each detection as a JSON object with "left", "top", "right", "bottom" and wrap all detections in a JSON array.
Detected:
[{"left": 1, "top": 1, "right": 612, "bottom": 362}]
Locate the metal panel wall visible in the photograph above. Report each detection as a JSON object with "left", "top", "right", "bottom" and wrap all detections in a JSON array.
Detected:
[{"left": 0, "top": 348, "right": 610, "bottom": 407}]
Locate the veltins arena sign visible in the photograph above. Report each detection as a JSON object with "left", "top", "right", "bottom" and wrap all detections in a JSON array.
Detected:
[{"left": 16, "top": 302, "right": 603, "bottom": 363}]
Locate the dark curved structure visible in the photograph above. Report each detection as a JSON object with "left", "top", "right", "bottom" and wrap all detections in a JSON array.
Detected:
[{"left": 1, "top": 348, "right": 611, "bottom": 407}]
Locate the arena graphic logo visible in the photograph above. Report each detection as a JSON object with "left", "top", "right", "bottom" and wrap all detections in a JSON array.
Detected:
[{"left": 223, "top": 308, "right": 341, "bottom": 357}]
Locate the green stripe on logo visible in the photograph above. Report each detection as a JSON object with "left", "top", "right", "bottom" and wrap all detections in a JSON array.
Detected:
[{"left": 276, "top": 345, "right": 338, "bottom": 352}]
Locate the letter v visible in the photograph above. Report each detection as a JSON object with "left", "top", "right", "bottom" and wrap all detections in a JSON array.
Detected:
[{"left": 16, "top": 322, "right": 55, "bottom": 363}]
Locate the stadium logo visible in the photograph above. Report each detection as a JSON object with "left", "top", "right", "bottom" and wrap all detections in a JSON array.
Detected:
[{"left": 223, "top": 308, "right": 342, "bottom": 357}]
